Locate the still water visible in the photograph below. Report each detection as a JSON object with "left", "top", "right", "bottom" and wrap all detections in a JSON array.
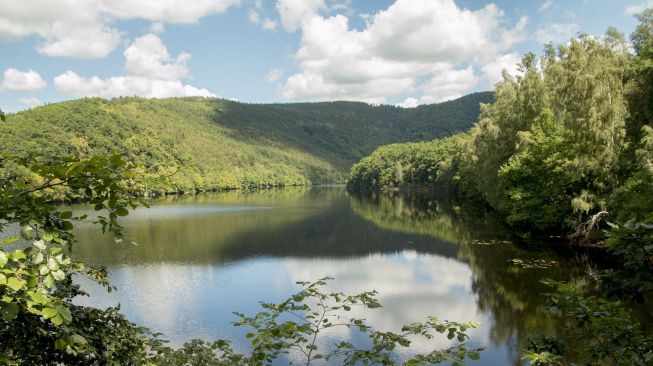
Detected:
[{"left": 72, "top": 186, "right": 575, "bottom": 365}]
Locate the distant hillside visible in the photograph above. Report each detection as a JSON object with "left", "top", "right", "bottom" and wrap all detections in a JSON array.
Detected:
[{"left": 0, "top": 92, "right": 492, "bottom": 193}]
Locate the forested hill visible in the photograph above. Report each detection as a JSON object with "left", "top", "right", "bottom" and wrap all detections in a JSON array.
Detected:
[{"left": 0, "top": 91, "right": 492, "bottom": 193}]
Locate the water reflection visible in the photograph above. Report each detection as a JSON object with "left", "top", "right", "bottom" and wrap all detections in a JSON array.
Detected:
[{"left": 73, "top": 187, "right": 573, "bottom": 365}]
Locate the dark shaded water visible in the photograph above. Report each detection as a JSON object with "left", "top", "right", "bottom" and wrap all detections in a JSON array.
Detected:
[{"left": 71, "top": 187, "right": 577, "bottom": 365}]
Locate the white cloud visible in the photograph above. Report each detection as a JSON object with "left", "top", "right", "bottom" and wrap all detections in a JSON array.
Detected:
[
  {"left": 124, "top": 34, "right": 190, "bottom": 81},
  {"left": 54, "top": 34, "right": 215, "bottom": 99},
  {"left": 248, "top": 10, "right": 261, "bottom": 24},
  {"left": 535, "top": 22, "right": 580, "bottom": 44},
  {"left": 419, "top": 66, "right": 478, "bottom": 104},
  {"left": 281, "top": 0, "right": 527, "bottom": 104},
  {"left": 249, "top": 3, "right": 278, "bottom": 31},
  {"left": 539, "top": 0, "right": 553, "bottom": 12},
  {"left": 149, "top": 22, "right": 165, "bottom": 34},
  {"left": 266, "top": 68, "right": 283, "bottom": 83},
  {"left": 1, "top": 68, "right": 47, "bottom": 91},
  {"left": 276, "top": 0, "right": 325, "bottom": 32},
  {"left": 626, "top": 0, "right": 653, "bottom": 15},
  {"left": 18, "top": 97, "right": 41, "bottom": 108},
  {"left": 54, "top": 71, "right": 215, "bottom": 98},
  {"left": 0, "top": 0, "right": 239, "bottom": 59},
  {"left": 99, "top": 0, "right": 241, "bottom": 23},
  {"left": 481, "top": 52, "right": 522, "bottom": 85},
  {"left": 397, "top": 97, "right": 419, "bottom": 108},
  {"left": 38, "top": 26, "right": 122, "bottom": 59}
]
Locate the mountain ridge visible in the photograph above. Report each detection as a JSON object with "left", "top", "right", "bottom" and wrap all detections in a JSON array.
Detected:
[{"left": 0, "top": 91, "right": 493, "bottom": 193}]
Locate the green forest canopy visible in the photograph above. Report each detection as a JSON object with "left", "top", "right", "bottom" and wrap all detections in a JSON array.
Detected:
[
  {"left": 0, "top": 92, "right": 492, "bottom": 194},
  {"left": 348, "top": 24, "right": 653, "bottom": 234}
]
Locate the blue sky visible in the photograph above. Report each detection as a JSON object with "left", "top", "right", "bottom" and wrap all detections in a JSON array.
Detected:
[{"left": 0, "top": 0, "right": 648, "bottom": 112}]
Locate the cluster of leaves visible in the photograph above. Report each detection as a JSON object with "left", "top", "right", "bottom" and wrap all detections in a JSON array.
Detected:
[
  {"left": 153, "top": 278, "right": 482, "bottom": 366},
  {"left": 0, "top": 153, "right": 156, "bottom": 363}
]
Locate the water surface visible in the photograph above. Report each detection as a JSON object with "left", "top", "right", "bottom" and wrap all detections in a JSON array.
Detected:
[{"left": 72, "top": 187, "right": 574, "bottom": 365}]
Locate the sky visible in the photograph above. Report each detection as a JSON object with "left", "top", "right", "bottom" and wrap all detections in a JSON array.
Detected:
[{"left": 0, "top": 0, "right": 649, "bottom": 112}]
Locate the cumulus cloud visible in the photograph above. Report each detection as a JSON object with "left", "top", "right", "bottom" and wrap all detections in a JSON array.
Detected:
[
  {"left": 0, "top": 0, "right": 239, "bottom": 58},
  {"left": 419, "top": 67, "right": 478, "bottom": 104},
  {"left": 18, "top": 97, "right": 41, "bottom": 108},
  {"left": 481, "top": 52, "right": 522, "bottom": 85},
  {"left": 99, "top": 0, "right": 241, "bottom": 23},
  {"left": 535, "top": 22, "right": 580, "bottom": 44},
  {"left": 1, "top": 68, "right": 47, "bottom": 91},
  {"left": 280, "top": 0, "right": 527, "bottom": 105},
  {"left": 54, "top": 34, "right": 215, "bottom": 99},
  {"left": 124, "top": 34, "right": 190, "bottom": 80},
  {"left": 54, "top": 71, "right": 215, "bottom": 98},
  {"left": 277, "top": 0, "right": 325, "bottom": 32},
  {"left": 626, "top": 0, "right": 653, "bottom": 15}
]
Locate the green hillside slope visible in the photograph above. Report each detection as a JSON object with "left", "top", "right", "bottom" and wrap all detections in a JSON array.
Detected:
[{"left": 0, "top": 92, "right": 492, "bottom": 193}]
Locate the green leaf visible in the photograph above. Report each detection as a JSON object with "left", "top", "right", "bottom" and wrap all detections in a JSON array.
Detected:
[
  {"left": 29, "top": 292, "right": 49, "bottom": 305},
  {"left": 56, "top": 305, "right": 72, "bottom": 322},
  {"left": 33, "top": 252, "right": 44, "bottom": 264},
  {"left": 39, "top": 264, "right": 50, "bottom": 276},
  {"left": 6, "top": 277, "right": 23, "bottom": 292},
  {"left": 61, "top": 221, "right": 74, "bottom": 231},
  {"left": 0, "top": 252, "right": 7, "bottom": 267},
  {"left": 60, "top": 211, "right": 73, "bottom": 219},
  {"left": 19, "top": 226, "right": 34, "bottom": 240},
  {"left": 43, "top": 274, "right": 54, "bottom": 288},
  {"left": 42, "top": 307, "right": 57, "bottom": 319},
  {"left": 51, "top": 314, "right": 64, "bottom": 326},
  {"left": 1, "top": 303, "right": 19, "bottom": 321},
  {"left": 0, "top": 236, "right": 18, "bottom": 245},
  {"left": 0, "top": 273, "right": 5, "bottom": 285},
  {"left": 10, "top": 250, "right": 26, "bottom": 261},
  {"left": 47, "top": 257, "right": 59, "bottom": 271},
  {"left": 51, "top": 270, "right": 65, "bottom": 281}
]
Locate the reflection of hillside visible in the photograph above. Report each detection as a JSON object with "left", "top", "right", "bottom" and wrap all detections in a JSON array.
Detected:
[
  {"left": 349, "top": 191, "right": 509, "bottom": 244},
  {"left": 73, "top": 188, "right": 459, "bottom": 266}
]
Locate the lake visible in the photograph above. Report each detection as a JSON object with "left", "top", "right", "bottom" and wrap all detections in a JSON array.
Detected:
[{"left": 71, "top": 186, "right": 576, "bottom": 365}]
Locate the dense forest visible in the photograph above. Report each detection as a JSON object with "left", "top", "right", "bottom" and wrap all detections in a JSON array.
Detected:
[
  {"left": 0, "top": 92, "right": 491, "bottom": 194},
  {"left": 349, "top": 22, "right": 653, "bottom": 235}
]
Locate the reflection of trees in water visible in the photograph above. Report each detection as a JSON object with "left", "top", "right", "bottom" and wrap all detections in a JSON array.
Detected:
[
  {"left": 349, "top": 190, "right": 510, "bottom": 245},
  {"left": 73, "top": 188, "right": 460, "bottom": 266},
  {"left": 349, "top": 191, "right": 577, "bottom": 365}
]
